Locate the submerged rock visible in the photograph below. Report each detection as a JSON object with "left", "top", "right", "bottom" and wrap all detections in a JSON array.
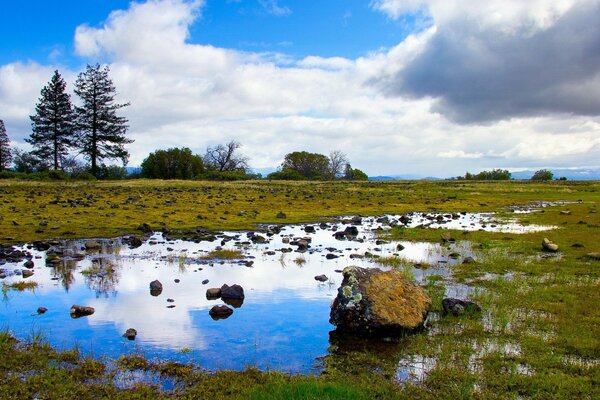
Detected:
[
  {"left": 330, "top": 267, "right": 431, "bottom": 336},
  {"left": 542, "top": 238, "right": 559, "bottom": 252},
  {"left": 37, "top": 307, "right": 48, "bottom": 314},
  {"left": 70, "top": 305, "right": 95, "bottom": 318},
  {"left": 441, "top": 298, "right": 481, "bottom": 317}
]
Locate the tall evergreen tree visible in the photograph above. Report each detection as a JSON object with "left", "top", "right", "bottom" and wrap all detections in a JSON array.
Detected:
[
  {"left": 28, "top": 70, "right": 75, "bottom": 170},
  {"left": 0, "top": 119, "right": 13, "bottom": 171},
  {"left": 74, "top": 64, "right": 132, "bottom": 176}
]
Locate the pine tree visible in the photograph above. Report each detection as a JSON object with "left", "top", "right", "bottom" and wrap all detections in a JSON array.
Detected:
[
  {"left": 0, "top": 119, "right": 13, "bottom": 171},
  {"left": 74, "top": 64, "right": 132, "bottom": 176},
  {"left": 28, "top": 70, "right": 75, "bottom": 170}
]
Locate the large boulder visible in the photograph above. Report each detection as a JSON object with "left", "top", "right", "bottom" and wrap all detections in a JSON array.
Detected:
[{"left": 330, "top": 267, "right": 431, "bottom": 336}]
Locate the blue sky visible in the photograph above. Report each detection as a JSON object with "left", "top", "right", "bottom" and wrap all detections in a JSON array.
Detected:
[
  {"left": 1, "top": 0, "right": 599, "bottom": 176},
  {"left": 1, "top": 0, "right": 426, "bottom": 66}
]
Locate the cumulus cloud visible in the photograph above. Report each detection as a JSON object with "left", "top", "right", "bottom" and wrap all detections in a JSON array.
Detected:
[
  {"left": 372, "top": 0, "right": 600, "bottom": 123},
  {"left": 0, "top": 0, "right": 599, "bottom": 177}
]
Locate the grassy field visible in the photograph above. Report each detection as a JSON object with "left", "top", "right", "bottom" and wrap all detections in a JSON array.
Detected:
[{"left": 1, "top": 179, "right": 599, "bottom": 399}]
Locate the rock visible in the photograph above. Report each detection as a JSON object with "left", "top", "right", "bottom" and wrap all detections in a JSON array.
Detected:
[
  {"left": 85, "top": 240, "right": 102, "bottom": 250},
  {"left": 315, "top": 274, "right": 328, "bottom": 282},
  {"left": 209, "top": 305, "right": 234, "bottom": 320},
  {"left": 326, "top": 254, "right": 339, "bottom": 260},
  {"left": 70, "top": 305, "right": 95, "bottom": 318},
  {"left": 333, "top": 231, "right": 347, "bottom": 240},
  {"left": 202, "top": 279, "right": 209, "bottom": 285},
  {"left": 440, "top": 233, "right": 455, "bottom": 243},
  {"left": 206, "top": 288, "right": 221, "bottom": 299},
  {"left": 462, "top": 256, "right": 477, "bottom": 264},
  {"left": 350, "top": 216, "right": 362, "bottom": 225},
  {"left": 295, "top": 239, "right": 310, "bottom": 251},
  {"left": 221, "top": 284, "right": 244, "bottom": 308},
  {"left": 542, "top": 238, "right": 559, "bottom": 252},
  {"left": 396, "top": 244, "right": 405, "bottom": 251},
  {"left": 560, "top": 210, "right": 572, "bottom": 215},
  {"left": 571, "top": 242, "right": 585, "bottom": 248},
  {"left": 586, "top": 253, "right": 600, "bottom": 260},
  {"left": 23, "top": 260, "right": 34, "bottom": 269},
  {"left": 123, "top": 236, "right": 143, "bottom": 248},
  {"left": 250, "top": 234, "right": 267, "bottom": 244},
  {"left": 137, "top": 223, "right": 153, "bottom": 234},
  {"left": 22, "top": 269, "right": 34, "bottom": 278},
  {"left": 344, "top": 226, "right": 359, "bottom": 237},
  {"left": 149, "top": 280, "right": 163, "bottom": 296},
  {"left": 442, "top": 298, "right": 481, "bottom": 317},
  {"left": 276, "top": 212, "right": 287, "bottom": 219},
  {"left": 330, "top": 267, "right": 431, "bottom": 336},
  {"left": 123, "top": 328, "right": 137, "bottom": 340},
  {"left": 37, "top": 307, "right": 48, "bottom": 314},
  {"left": 304, "top": 226, "right": 316, "bottom": 234}
]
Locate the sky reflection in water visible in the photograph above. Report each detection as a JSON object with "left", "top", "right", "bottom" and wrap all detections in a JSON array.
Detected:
[{"left": 0, "top": 212, "right": 552, "bottom": 374}]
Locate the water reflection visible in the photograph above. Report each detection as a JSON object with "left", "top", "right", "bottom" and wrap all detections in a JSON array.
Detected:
[{"left": 0, "top": 211, "right": 555, "bottom": 374}]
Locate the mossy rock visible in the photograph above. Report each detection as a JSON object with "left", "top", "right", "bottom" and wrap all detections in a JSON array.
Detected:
[{"left": 330, "top": 266, "right": 431, "bottom": 337}]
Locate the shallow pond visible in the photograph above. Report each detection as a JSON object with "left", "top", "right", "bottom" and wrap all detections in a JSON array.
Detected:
[{"left": 0, "top": 211, "right": 554, "bottom": 376}]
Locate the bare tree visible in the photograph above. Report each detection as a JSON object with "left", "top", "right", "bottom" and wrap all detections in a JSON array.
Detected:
[
  {"left": 203, "top": 141, "right": 249, "bottom": 172},
  {"left": 329, "top": 150, "right": 348, "bottom": 179}
]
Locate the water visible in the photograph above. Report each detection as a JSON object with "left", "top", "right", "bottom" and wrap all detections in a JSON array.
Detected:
[{"left": 0, "top": 212, "right": 555, "bottom": 376}]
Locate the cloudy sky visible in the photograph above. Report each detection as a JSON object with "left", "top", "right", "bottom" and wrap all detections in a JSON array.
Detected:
[{"left": 1, "top": 0, "right": 599, "bottom": 177}]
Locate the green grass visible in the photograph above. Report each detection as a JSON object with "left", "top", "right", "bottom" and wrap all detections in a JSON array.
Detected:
[
  {"left": 0, "top": 179, "right": 599, "bottom": 399},
  {"left": 201, "top": 249, "right": 244, "bottom": 260},
  {"left": 2, "top": 281, "right": 39, "bottom": 291}
]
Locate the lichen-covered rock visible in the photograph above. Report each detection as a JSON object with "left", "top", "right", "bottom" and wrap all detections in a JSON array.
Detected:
[
  {"left": 330, "top": 267, "right": 431, "bottom": 336},
  {"left": 542, "top": 238, "right": 559, "bottom": 252}
]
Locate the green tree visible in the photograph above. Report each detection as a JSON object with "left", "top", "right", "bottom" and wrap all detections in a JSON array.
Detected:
[
  {"left": 28, "top": 70, "right": 75, "bottom": 170},
  {"left": 462, "top": 169, "right": 511, "bottom": 180},
  {"left": 281, "top": 151, "right": 330, "bottom": 180},
  {"left": 74, "top": 64, "right": 132, "bottom": 177},
  {"left": 142, "top": 147, "right": 204, "bottom": 179},
  {"left": 344, "top": 163, "right": 368, "bottom": 181},
  {"left": 531, "top": 169, "right": 554, "bottom": 181},
  {"left": 0, "top": 119, "right": 12, "bottom": 171}
]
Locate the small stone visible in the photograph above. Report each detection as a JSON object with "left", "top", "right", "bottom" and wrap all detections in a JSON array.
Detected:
[
  {"left": 586, "top": 252, "right": 600, "bottom": 260},
  {"left": 167, "top": 298, "right": 175, "bottom": 303},
  {"left": 442, "top": 298, "right": 481, "bottom": 317},
  {"left": 70, "top": 305, "right": 95, "bottom": 318},
  {"left": 560, "top": 210, "right": 572, "bottom": 215},
  {"left": 150, "top": 280, "right": 163, "bottom": 296},
  {"left": 326, "top": 254, "right": 339, "bottom": 260},
  {"left": 174, "top": 279, "right": 181, "bottom": 283},
  {"left": 202, "top": 279, "right": 209, "bottom": 285},
  {"left": 123, "top": 328, "right": 137, "bottom": 340},
  {"left": 542, "top": 238, "right": 559, "bottom": 252},
  {"left": 23, "top": 260, "right": 34, "bottom": 269},
  {"left": 462, "top": 256, "right": 476, "bottom": 264},
  {"left": 276, "top": 212, "right": 287, "bottom": 219},
  {"left": 22, "top": 270, "right": 34, "bottom": 278},
  {"left": 314, "top": 274, "right": 328, "bottom": 282},
  {"left": 206, "top": 288, "right": 221, "bottom": 299},
  {"left": 37, "top": 307, "right": 48, "bottom": 314},
  {"left": 396, "top": 244, "right": 405, "bottom": 251}
]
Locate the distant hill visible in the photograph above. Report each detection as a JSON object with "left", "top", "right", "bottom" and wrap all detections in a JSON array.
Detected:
[
  {"left": 511, "top": 168, "right": 600, "bottom": 180},
  {"left": 369, "top": 175, "right": 442, "bottom": 181}
]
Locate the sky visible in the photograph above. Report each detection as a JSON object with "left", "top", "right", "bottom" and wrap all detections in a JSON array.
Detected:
[{"left": 1, "top": 0, "right": 599, "bottom": 177}]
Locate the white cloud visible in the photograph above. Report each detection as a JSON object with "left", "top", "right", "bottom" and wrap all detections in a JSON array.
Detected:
[
  {"left": 258, "top": 0, "right": 292, "bottom": 17},
  {"left": 1, "top": 0, "right": 599, "bottom": 177}
]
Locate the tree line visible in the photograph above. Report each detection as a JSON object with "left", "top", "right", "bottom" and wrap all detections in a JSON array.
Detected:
[
  {"left": 454, "top": 168, "right": 562, "bottom": 181},
  {"left": 140, "top": 144, "right": 368, "bottom": 181},
  {"left": 1, "top": 66, "right": 131, "bottom": 178}
]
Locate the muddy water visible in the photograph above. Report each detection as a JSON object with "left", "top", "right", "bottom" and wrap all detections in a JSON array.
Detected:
[{"left": 0, "top": 212, "right": 554, "bottom": 375}]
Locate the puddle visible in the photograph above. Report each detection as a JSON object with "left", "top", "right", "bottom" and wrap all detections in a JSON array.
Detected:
[{"left": 0, "top": 210, "right": 556, "bottom": 376}]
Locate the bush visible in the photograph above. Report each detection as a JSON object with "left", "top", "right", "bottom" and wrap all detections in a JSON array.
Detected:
[
  {"left": 201, "top": 171, "right": 259, "bottom": 181},
  {"left": 142, "top": 147, "right": 204, "bottom": 180},
  {"left": 531, "top": 169, "right": 554, "bottom": 181},
  {"left": 267, "top": 169, "right": 307, "bottom": 180}
]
